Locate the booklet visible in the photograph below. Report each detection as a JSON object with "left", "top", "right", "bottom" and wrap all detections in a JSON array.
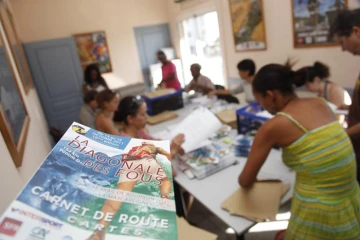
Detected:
[{"left": 0, "top": 123, "right": 178, "bottom": 240}]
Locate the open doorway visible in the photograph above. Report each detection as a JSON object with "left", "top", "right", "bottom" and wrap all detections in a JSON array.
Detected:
[{"left": 179, "top": 11, "right": 225, "bottom": 87}]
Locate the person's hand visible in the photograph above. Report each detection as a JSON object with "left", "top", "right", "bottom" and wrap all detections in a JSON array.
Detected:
[
  {"left": 178, "top": 147, "right": 185, "bottom": 156},
  {"left": 158, "top": 81, "right": 165, "bottom": 89},
  {"left": 338, "top": 104, "right": 350, "bottom": 110},
  {"left": 172, "top": 133, "right": 185, "bottom": 147},
  {"left": 208, "top": 90, "right": 217, "bottom": 98},
  {"left": 172, "top": 166, "right": 177, "bottom": 177},
  {"left": 170, "top": 134, "right": 185, "bottom": 157}
]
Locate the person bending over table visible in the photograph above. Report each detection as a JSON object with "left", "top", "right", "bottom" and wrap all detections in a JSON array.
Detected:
[
  {"left": 208, "top": 59, "right": 256, "bottom": 103},
  {"left": 184, "top": 63, "right": 215, "bottom": 95},
  {"left": 295, "top": 61, "right": 350, "bottom": 107},
  {"left": 238, "top": 63, "right": 360, "bottom": 239},
  {"left": 157, "top": 51, "right": 182, "bottom": 90}
]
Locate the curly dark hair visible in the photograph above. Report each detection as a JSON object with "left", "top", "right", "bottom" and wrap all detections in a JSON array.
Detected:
[{"left": 84, "top": 64, "right": 107, "bottom": 87}]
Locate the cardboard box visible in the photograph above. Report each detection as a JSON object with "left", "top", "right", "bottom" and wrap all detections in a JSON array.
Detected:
[
  {"left": 216, "top": 109, "right": 237, "bottom": 129},
  {"left": 222, "top": 181, "right": 289, "bottom": 222},
  {"left": 147, "top": 111, "right": 178, "bottom": 125}
]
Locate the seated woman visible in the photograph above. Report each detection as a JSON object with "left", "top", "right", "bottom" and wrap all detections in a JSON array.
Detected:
[
  {"left": 95, "top": 90, "right": 120, "bottom": 135},
  {"left": 82, "top": 64, "right": 109, "bottom": 95},
  {"left": 208, "top": 59, "right": 256, "bottom": 103},
  {"left": 239, "top": 64, "right": 360, "bottom": 239},
  {"left": 296, "top": 61, "right": 351, "bottom": 107},
  {"left": 116, "top": 95, "right": 184, "bottom": 158}
]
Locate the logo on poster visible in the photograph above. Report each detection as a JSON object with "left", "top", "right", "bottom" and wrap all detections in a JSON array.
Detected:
[
  {"left": 72, "top": 125, "right": 86, "bottom": 135},
  {"left": 27, "top": 227, "right": 49, "bottom": 240},
  {"left": 11, "top": 208, "right": 63, "bottom": 229},
  {"left": 0, "top": 217, "right": 22, "bottom": 236}
]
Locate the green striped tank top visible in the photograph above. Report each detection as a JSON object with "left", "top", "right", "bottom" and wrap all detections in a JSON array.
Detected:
[{"left": 277, "top": 112, "right": 360, "bottom": 240}]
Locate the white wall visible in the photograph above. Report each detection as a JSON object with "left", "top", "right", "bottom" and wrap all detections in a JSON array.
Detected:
[
  {"left": 0, "top": 0, "right": 171, "bottom": 213},
  {"left": 167, "top": 0, "right": 360, "bottom": 88},
  {"left": 11, "top": 0, "right": 170, "bottom": 88},
  {"left": 0, "top": 21, "right": 52, "bottom": 213}
]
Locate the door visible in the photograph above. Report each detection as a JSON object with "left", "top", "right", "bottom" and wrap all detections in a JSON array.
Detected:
[
  {"left": 24, "top": 37, "right": 83, "bottom": 132},
  {"left": 134, "top": 23, "right": 172, "bottom": 90},
  {"left": 179, "top": 11, "right": 225, "bottom": 86}
]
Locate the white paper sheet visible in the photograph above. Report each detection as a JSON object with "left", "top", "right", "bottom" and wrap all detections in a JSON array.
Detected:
[
  {"left": 334, "top": 109, "right": 349, "bottom": 115},
  {"left": 169, "top": 107, "right": 222, "bottom": 153},
  {"left": 191, "top": 95, "right": 216, "bottom": 106},
  {"left": 326, "top": 101, "right": 337, "bottom": 112},
  {"left": 256, "top": 110, "right": 273, "bottom": 119}
]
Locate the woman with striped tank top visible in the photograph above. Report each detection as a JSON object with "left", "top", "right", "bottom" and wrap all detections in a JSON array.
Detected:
[{"left": 238, "top": 64, "right": 360, "bottom": 239}]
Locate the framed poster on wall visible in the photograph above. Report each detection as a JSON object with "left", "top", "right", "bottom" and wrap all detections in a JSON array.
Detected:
[
  {"left": 0, "top": 20, "right": 30, "bottom": 167},
  {"left": 228, "top": 0, "right": 267, "bottom": 52},
  {"left": 74, "top": 31, "right": 112, "bottom": 73},
  {"left": 0, "top": 0, "right": 33, "bottom": 93},
  {"left": 291, "top": 0, "right": 347, "bottom": 48}
]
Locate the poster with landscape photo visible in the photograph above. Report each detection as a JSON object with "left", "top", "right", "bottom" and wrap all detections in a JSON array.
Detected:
[
  {"left": 228, "top": 0, "right": 267, "bottom": 51},
  {"left": 292, "top": 0, "right": 347, "bottom": 48}
]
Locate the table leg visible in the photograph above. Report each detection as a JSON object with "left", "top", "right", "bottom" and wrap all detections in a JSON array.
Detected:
[
  {"left": 174, "top": 181, "right": 187, "bottom": 218},
  {"left": 236, "top": 234, "right": 245, "bottom": 240}
]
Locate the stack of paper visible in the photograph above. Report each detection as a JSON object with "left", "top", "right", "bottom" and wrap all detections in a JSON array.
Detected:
[
  {"left": 178, "top": 143, "right": 236, "bottom": 179},
  {"left": 191, "top": 95, "right": 217, "bottom": 106}
]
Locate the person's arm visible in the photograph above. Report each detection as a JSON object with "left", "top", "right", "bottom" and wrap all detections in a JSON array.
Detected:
[
  {"left": 328, "top": 84, "right": 345, "bottom": 107},
  {"left": 338, "top": 104, "right": 350, "bottom": 110},
  {"left": 82, "top": 84, "right": 89, "bottom": 95},
  {"left": 347, "top": 123, "right": 360, "bottom": 140},
  {"left": 100, "top": 77, "right": 109, "bottom": 89},
  {"left": 156, "top": 147, "right": 172, "bottom": 161},
  {"left": 208, "top": 89, "right": 230, "bottom": 97},
  {"left": 162, "top": 73, "right": 176, "bottom": 83},
  {"left": 184, "top": 80, "right": 195, "bottom": 93},
  {"left": 238, "top": 121, "right": 276, "bottom": 188},
  {"left": 193, "top": 83, "right": 214, "bottom": 95}
]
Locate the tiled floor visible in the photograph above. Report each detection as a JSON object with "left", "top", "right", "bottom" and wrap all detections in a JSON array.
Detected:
[{"left": 186, "top": 198, "right": 291, "bottom": 240}]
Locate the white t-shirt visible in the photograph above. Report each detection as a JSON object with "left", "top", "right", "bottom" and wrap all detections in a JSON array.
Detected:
[
  {"left": 86, "top": 84, "right": 106, "bottom": 92},
  {"left": 185, "top": 74, "right": 215, "bottom": 94},
  {"left": 230, "top": 82, "right": 255, "bottom": 103}
]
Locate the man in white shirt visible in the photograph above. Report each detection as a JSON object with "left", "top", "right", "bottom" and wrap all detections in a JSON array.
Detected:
[
  {"left": 208, "top": 59, "right": 256, "bottom": 103},
  {"left": 185, "top": 63, "right": 215, "bottom": 94}
]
